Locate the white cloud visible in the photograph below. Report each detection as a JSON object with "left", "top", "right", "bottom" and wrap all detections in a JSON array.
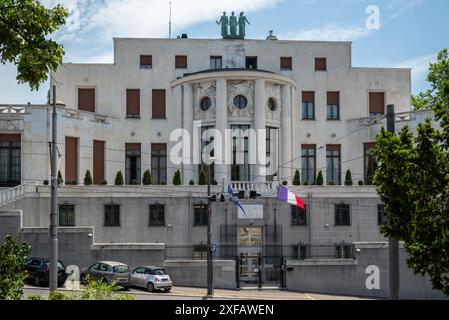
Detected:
[
  {"left": 387, "top": 0, "right": 424, "bottom": 19},
  {"left": 282, "top": 24, "right": 372, "bottom": 41}
]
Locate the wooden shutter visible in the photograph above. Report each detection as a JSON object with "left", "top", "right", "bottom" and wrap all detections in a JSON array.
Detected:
[
  {"left": 126, "top": 143, "right": 141, "bottom": 154},
  {"left": 369, "top": 92, "right": 385, "bottom": 114},
  {"left": 151, "top": 143, "right": 167, "bottom": 152},
  {"left": 65, "top": 137, "right": 78, "bottom": 182},
  {"left": 93, "top": 140, "right": 105, "bottom": 184},
  {"left": 78, "top": 88, "right": 95, "bottom": 112},
  {"left": 302, "top": 91, "right": 315, "bottom": 103},
  {"left": 315, "top": 58, "right": 327, "bottom": 71},
  {"left": 302, "top": 144, "right": 316, "bottom": 150},
  {"left": 152, "top": 89, "right": 166, "bottom": 118},
  {"left": 280, "top": 57, "right": 292, "bottom": 70},
  {"left": 364, "top": 142, "right": 377, "bottom": 152},
  {"left": 175, "top": 55, "right": 187, "bottom": 68},
  {"left": 0, "top": 134, "right": 21, "bottom": 142},
  {"left": 327, "top": 92, "right": 339, "bottom": 105},
  {"left": 126, "top": 89, "right": 140, "bottom": 116},
  {"left": 140, "top": 55, "right": 152, "bottom": 66},
  {"left": 326, "top": 144, "right": 341, "bottom": 152}
]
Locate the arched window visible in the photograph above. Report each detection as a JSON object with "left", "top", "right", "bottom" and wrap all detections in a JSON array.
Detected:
[
  {"left": 200, "top": 97, "right": 211, "bottom": 111},
  {"left": 268, "top": 98, "right": 277, "bottom": 111}
]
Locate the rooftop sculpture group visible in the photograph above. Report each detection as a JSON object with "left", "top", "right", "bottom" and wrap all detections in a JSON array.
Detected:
[{"left": 217, "top": 11, "right": 250, "bottom": 39}]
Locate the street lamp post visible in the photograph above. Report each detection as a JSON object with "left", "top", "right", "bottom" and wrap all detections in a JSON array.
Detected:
[{"left": 206, "top": 161, "right": 215, "bottom": 297}]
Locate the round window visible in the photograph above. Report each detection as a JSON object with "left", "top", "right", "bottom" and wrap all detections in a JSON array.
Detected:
[
  {"left": 200, "top": 97, "right": 211, "bottom": 111},
  {"left": 233, "top": 95, "right": 248, "bottom": 109},
  {"left": 268, "top": 98, "right": 277, "bottom": 111}
]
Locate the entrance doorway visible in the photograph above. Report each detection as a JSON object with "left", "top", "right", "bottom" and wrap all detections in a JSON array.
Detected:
[{"left": 237, "top": 227, "right": 262, "bottom": 284}]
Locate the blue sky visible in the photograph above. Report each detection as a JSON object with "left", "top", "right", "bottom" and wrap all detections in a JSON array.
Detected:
[{"left": 1, "top": 0, "right": 448, "bottom": 104}]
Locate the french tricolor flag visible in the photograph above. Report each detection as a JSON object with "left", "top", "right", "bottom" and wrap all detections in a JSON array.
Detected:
[{"left": 277, "top": 185, "right": 305, "bottom": 210}]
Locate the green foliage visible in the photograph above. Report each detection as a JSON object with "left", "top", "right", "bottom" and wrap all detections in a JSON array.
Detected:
[
  {"left": 57, "top": 170, "right": 63, "bottom": 185},
  {"left": 198, "top": 169, "right": 207, "bottom": 185},
  {"left": 358, "top": 180, "right": 364, "bottom": 186},
  {"left": 173, "top": 169, "right": 182, "bottom": 185},
  {"left": 293, "top": 170, "right": 301, "bottom": 186},
  {"left": 101, "top": 180, "right": 108, "bottom": 185},
  {"left": 212, "top": 179, "right": 218, "bottom": 185},
  {"left": 0, "top": 0, "right": 68, "bottom": 90},
  {"left": 114, "top": 171, "right": 124, "bottom": 186},
  {"left": 28, "top": 294, "right": 43, "bottom": 300},
  {"left": 83, "top": 170, "right": 93, "bottom": 185},
  {"left": 130, "top": 179, "right": 138, "bottom": 185},
  {"left": 0, "top": 235, "right": 31, "bottom": 300},
  {"left": 142, "top": 170, "right": 152, "bottom": 185},
  {"left": 43, "top": 180, "right": 49, "bottom": 185},
  {"left": 344, "top": 170, "right": 353, "bottom": 186},
  {"left": 328, "top": 181, "right": 336, "bottom": 186},
  {"left": 189, "top": 180, "right": 195, "bottom": 185},
  {"left": 316, "top": 171, "right": 323, "bottom": 186},
  {"left": 303, "top": 181, "right": 310, "bottom": 186},
  {"left": 282, "top": 180, "right": 288, "bottom": 186},
  {"left": 374, "top": 49, "right": 449, "bottom": 296}
]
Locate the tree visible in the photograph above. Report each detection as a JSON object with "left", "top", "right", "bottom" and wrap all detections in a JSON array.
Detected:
[
  {"left": 316, "top": 170, "right": 323, "bottom": 186},
  {"left": 114, "top": 171, "right": 124, "bottom": 186},
  {"left": 0, "top": 0, "right": 68, "bottom": 90},
  {"left": 344, "top": 169, "right": 353, "bottom": 186},
  {"left": 0, "top": 235, "right": 31, "bottom": 300},
  {"left": 374, "top": 49, "right": 449, "bottom": 296},
  {"left": 198, "top": 169, "right": 206, "bottom": 185},
  {"left": 173, "top": 169, "right": 181, "bottom": 185},
  {"left": 292, "top": 170, "right": 301, "bottom": 186},
  {"left": 142, "top": 170, "right": 152, "bottom": 185},
  {"left": 57, "top": 170, "right": 63, "bottom": 185},
  {"left": 83, "top": 170, "right": 92, "bottom": 185}
]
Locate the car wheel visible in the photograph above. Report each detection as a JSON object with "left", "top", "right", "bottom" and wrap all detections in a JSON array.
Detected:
[
  {"left": 33, "top": 276, "right": 41, "bottom": 287},
  {"left": 164, "top": 288, "right": 171, "bottom": 292},
  {"left": 147, "top": 282, "right": 155, "bottom": 292}
]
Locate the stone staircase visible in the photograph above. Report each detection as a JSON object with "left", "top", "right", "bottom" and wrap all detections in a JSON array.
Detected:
[{"left": 0, "top": 182, "right": 37, "bottom": 208}]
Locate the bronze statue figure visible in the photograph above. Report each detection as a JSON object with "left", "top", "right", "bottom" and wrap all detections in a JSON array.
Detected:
[
  {"left": 216, "top": 11, "right": 229, "bottom": 37},
  {"left": 238, "top": 12, "right": 250, "bottom": 37},
  {"left": 229, "top": 11, "right": 238, "bottom": 36}
]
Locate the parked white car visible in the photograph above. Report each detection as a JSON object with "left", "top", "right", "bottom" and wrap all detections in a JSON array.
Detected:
[{"left": 131, "top": 266, "right": 172, "bottom": 292}]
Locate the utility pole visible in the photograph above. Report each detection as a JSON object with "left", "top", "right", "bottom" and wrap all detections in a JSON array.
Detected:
[
  {"left": 169, "top": 1, "right": 172, "bottom": 39},
  {"left": 387, "top": 104, "right": 400, "bottom": 300},
  {"left": 206, "top": 163, "right": 214, "bottom": 297},
  {"left": 49, "top": 85, "right": 59, "bottom": 293}
]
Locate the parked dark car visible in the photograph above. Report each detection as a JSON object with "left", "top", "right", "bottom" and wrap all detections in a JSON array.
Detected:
[
  {"left": 80, "top": 261, "right": 132, "bottom": 290},
  {"left": 25, "top": 257, "right": 68, "bottom": 287}
]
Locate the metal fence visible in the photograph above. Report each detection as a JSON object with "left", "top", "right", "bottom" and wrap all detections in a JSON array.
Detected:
[{"left": 164, "top": 244, "right": 356, "bottom": 260}]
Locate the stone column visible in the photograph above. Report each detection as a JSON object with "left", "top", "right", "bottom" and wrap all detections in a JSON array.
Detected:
[
  {"left": 281, "top": 85, "right": 292, "bottom": 184},
  {"left": 215, "top": 78, "right": 228, "bottom": 183},
  {"left": 182, "top": 84, "right": 195, "bottom": 185},
  {"left": 253, "top": 79, "right": 266, "bottom": 182}
]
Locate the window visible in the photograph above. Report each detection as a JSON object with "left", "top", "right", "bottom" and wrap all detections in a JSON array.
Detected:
[
  {"left": 327, "top": 92, "right": 340, "bottom": 120},
  {"left": 65, "top": 137, "right": 78, "bottom": 184},
  {"left": 200, "top": 97, "right": 212, "bottom": 111},
  {"left": 151, "top": 144, "right": 167, "bottom": 185},
  {"left": 326, "top": 145, "right": 341, "bottom": 185},
  {"left": 369, "top": 92, "right": 385, "bottom": 116},
  {"left": 265, "top": 127, "right": 279, "bottom": 182},
  {"left": 301, "top": 145, "right": 316, "bottom": 184},
  {"left": 280, "top": 57, "right": 292, "bottom": 70},
  {"left": 245, "top": 56, "right": 257, "bottom": 69},
  {"left": 0, "top": 134, "right": 21, "bottom": 186},
  {"left": 335, "top": 204, "right": 351, "bottom": 226},
  {"left": 104, "top": 204, "right": 120, "bottom": 227},
  {"left": 315, "top": 57, "right": 327, "bottom": 71},
  {"left": 125, "top": 143, "right": 141, "bottom": 184},
  {"left": 126, "top": 89, "right": 140, "bottom": 118},
  {"left": 194, "top": 204, "right": 208, "bottom": 226},
  {"left": 199, "top": 126, "right": 215, "bottom": 181},
  {"left": 78, "top": 88, "right": 95, "bottom": 112},
  {"left": 149, "top": 204, "right": 165, "bottom": 226},
  {"left": 268, "top": 98, "right": 277, "bottom": 112},
  {"left": 231, "top": 125, "right": 250, "bottom": 181},
  {"left": 140, "top": 55, "right": 152, "bottom": 69},
  {"left": 291, "top": 205, "right": 307, "bottom": 226},
  {"left": 59, "top": 204, "right": 75, "bottom": 226},
  {"left": 292, "top": 245, "right": 308, "bottom": 260},
  {"left": 302, "top": 91, "right": 315, "bottom": 120},
  {"left": 210, "top": 56, "right": 222, "bottom": 69},
  {"left": 364, "top": 143, "right": 377, "bottom": 185},
  {"left": 93, "top": 140, "right": 105, "bottom": 184},
  {"left": 378, "top": 204, "right": 388, "bottom": 225},
  {"left": 175, "top": 55, "right": 187, "bottom": 69},
  {"left": 152, "top": 89, "right": 166, "bottom": 119},
  {"left": 336, "top": 244, "right": 353, "bottom": 259},
  {"left": 233, "top": 95, "right": 247, "bottom": 109}
]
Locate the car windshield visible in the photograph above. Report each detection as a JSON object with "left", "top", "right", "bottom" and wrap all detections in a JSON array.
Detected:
[
  {"left": 45, "top": 262, "right": 65, "bottom": 269},
  {"left": 153, "top": 269, "right": 166, "bottom": 275},
  {"left": 113, "top": 265, "right": 129, "bottom": 273}
]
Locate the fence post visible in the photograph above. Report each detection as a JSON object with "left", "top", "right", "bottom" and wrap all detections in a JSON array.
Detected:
[
  {"left": 280, "top": 256, "right": 284, "bottom": 288},
  {"left": 257, "top": 253, "right": 262, "bottom": 289},
  {"left": 235, "top": 255, "right": 240, "bottom": 289}
]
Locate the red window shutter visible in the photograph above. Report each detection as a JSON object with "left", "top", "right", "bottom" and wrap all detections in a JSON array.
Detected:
[
  {"left": 302, "top": 91, "right": 315, "bottom": 103},
  {"left": 315, "top": 58, "right": 327, "bottom": 71},
  {"left": 126, "top": 89, "right": 140, "bottom": 116},
  {"left": 175, "top": 55, "right": 187, "bottom": 68},
  {"left": 152, "top": 89, "right": 166, "bottom": 118},
  {"left": 302, "top": 144, "right": 316, "bottom": 150},
  {"left": 65, "top": 137, "right": 78, "bottom": 182},
  {"left": 152, "top": 143, "right": 167, "bottom": 153},
  {"left": 126, "top": 143, "right": 141, "bottom": 153},
  {"left": 0, "top": 134, "right": 21, "bottom": 142},
  {"left": 280, "top": 57, "right": 292, "bottom": 70},
  {"left": 78, "top": 88, "right": 95, "bottom": 112},
  {"left": 327, "top": 92, "right": 340, "bottom": 105},
  {"left": 326, "top": 144, "right": 341, "bottom": 152},
  {"left": 369, "top": 92, "right": 385, "bottom": 114},
  {"left": 364, "top": 142, "right": 377, "bottom": 152},
  {"left": 93, "top": 140, "right": 105, "bottom": 184},
  {"left": 140, "top": 55, "right": 152, "bottom": 66}
]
